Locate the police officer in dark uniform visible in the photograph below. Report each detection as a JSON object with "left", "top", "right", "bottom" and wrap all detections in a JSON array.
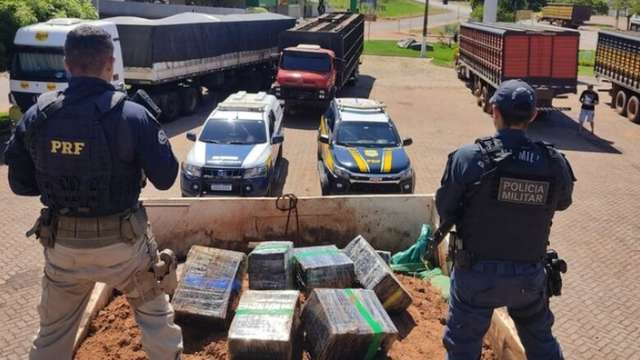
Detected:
[
  {"left": 4, "top": 26, "right": 183, "bottom": 359},
  {"left": 436, "top": 80, "right": 575, "bottom": 360}
]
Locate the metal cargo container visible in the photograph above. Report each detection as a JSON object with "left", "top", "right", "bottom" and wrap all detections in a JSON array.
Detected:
[{"left": 457, "top": 22, "right": 579, "bottom": 113}]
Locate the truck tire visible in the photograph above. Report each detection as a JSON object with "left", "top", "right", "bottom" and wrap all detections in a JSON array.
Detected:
[
  {"left": 180, "top": 87, "right": 200, "bottom": 115},
  {"left": 615, "top": 89, "right": 628, "bottom": 116},
  {"left": 481, "top": 86, "right": 494, "bottom": 114},
  {"left": 163, "top": 91, "right": 181, "bottom": 122},
  {"left": 627, "top": 95, "right": 640, "bottom": 123},
  {"left": 347, "top": 66, "right": 359, "bottom": 86}
]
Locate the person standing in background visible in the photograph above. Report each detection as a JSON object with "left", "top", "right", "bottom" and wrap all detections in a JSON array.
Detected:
[{"left": 578, "top": 84, "right": 599, "bottom": 134}]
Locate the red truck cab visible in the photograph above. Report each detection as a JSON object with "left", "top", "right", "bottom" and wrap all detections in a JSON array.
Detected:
[{"left": 272, "top": 44, "right": 337, "bottom": 107}]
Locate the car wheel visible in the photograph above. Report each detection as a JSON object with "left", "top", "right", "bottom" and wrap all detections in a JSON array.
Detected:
[{"left": 318, "top": 161, "right": 332, "bottom": 195}]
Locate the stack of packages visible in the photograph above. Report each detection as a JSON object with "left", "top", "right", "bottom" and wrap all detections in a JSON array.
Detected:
[
  {"left": 228, "top": 290, "right": 301, "bottom": 360},
  {"left": 171, "top": 245, "right": 246, "bottom": 327},
  {"left": 344, "top": 235, "right": 413, "bottom": 313},
  {"left": 292, "top": 245, "right": 355, "bottom": 290},
  {"left": 248, "top": 241, "right": 294, "bottom": 290},
  {"left": 302, "top": 288, "right": 399, "bottom": 360}
]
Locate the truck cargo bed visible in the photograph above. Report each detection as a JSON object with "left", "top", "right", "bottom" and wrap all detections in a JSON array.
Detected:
[
  {"left": 595, "top": 30, "right": 640, "bottom": 92},
  {"left": 459, "top": 22, "right": 579, "bottom": 95}
]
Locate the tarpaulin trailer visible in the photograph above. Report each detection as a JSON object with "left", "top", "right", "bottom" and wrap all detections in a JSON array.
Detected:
[
  {"left": 456, "top": 22, "right": 579, "bottom": 115},
  {"left": 9, "top": 13, "right": 295, "bottom": 122},
  {"left": 595, "top": 30, "right": 640, "bottom": 123}
]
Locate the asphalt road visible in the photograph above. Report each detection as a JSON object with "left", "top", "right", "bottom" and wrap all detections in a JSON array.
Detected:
[{"left": 367, "top": 0, "right": 471, "bottom": 39}]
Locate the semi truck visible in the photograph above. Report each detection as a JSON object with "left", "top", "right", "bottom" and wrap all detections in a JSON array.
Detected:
[
  {"left": 594, "top": 30, "right": 640, "bottom": 123},
  {"left": 271, "top": 12, "right": 364, "bottom": 108},
  {"left": 540, "top": 3, "right": 592, "bottom": 29},
  {"left": 9, "top": 13, "right": 295, "bottom": 122},
  {"left": 456, "top": 22, "right": 579, "bottom": 115}
]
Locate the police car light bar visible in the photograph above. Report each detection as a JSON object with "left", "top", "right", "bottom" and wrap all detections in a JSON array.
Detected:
[{"left": 217, "top": 102, "right": 268, "bottom": 112}]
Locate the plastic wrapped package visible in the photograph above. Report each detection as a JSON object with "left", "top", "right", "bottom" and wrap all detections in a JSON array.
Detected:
[
  {"left": 171, "top": 246, "right": 246, "bottom": 327},
  {"left": 292, "top": 245, "right": 354, "bottom": 291},
  {"left": 302, "top": 288, "right": 399, "bottom": 360},
  {"left": 228, "top": 290, "right": 301, "bottom": 360},
  {"left": 344, "top": 236, "right": 413, "bottom": 313},
  {"left": 248, "top": 241, "right": 294, "bottom": 290}
]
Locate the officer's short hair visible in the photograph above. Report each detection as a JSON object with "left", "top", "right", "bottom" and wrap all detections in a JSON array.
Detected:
[{"left": 65, "top": 25, "right": 114, "bottom": 75}]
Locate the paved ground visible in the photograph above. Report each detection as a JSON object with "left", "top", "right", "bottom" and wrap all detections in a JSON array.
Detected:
[
  {"left": 1, "top": 56, "right": 640, "bottom": 359},
  {"left": 1, "top": 73, "right": 9, "bottom": 112}
]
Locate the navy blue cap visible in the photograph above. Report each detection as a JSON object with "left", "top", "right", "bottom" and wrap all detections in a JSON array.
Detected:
[{"left": 489, "top": 79, "right": 536, "bottom": 116}]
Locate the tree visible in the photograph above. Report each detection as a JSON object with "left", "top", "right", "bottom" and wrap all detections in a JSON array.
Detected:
[
  {"left": 0, "top": 0, "right": 97, "bottom": 72},
  {"left": 469, "top": 0, "right": 529, "bottom": 22}
]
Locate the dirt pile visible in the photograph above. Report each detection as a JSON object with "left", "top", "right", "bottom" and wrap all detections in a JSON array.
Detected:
[{"left": 76, "top": 275, "right": 496, "bottom": 360}]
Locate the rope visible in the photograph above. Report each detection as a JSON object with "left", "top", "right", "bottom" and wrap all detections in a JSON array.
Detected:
[{"left": 275, "top": 194, "right": 300, "bottom": 244}]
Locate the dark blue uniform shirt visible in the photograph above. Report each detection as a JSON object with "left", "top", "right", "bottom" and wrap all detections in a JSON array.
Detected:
[
  {"left": 4, "top": 76, "right": 178, "bottom": 198},
  {"left": 436, "top": 128, "right": 574, "bottom": 222}
]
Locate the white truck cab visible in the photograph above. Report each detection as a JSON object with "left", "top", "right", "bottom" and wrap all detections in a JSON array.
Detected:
[
  {"left": 181, "top": 91, "right": 285, "bottom": 197},
  {"left": 9, "top": 18, "right": 124, "bottom": 118}
]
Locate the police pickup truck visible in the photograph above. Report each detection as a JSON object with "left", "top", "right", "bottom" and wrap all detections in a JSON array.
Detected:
[
  {"left": 317, "top": 98, "right": 415, "bottom": 195},
  {"left": 181, "top": 92, "right": 284, "bottom": 197}
]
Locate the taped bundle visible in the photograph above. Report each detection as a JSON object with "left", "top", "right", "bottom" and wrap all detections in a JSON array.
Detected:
[
  {"left": 302, "top": 288, "right": 399, "bottom": 360},
  {"left": 248, "top": 241, "right": 294, "bottom": 290},
  {"left": 172, "top": 245, "right": 246, "bottom": 327},
  {"left": 344, "top": 235, "right": 413, "bottom": 313},
  {"left": 228, "top": 290, "right": 301, "bottom": 360},
  {"left": 292, "top": 245, "right": 354, "bottom": 290}
]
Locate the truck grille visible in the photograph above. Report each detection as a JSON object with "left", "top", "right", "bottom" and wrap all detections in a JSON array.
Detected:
[{"left": 202, "top": 167, "right": 243, "bottom": 179}]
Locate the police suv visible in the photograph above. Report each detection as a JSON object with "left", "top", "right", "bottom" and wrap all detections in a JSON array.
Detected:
[
  {"left": 317, "top": 98, "right": 415, "bottom": 194},
  {"left": 181, "top": 92, "right": 284, "bottom": 197}
]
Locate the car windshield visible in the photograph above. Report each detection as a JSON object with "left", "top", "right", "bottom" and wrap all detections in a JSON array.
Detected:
[
  {"left": 13, "top": 48, "right": 67, "bottom": 80},
  {"left": 281, "top": 51, "right": 331, "bottom": 73},
  {"left": 336, "top": 122, "right": 400, "bottom": 147},
  {"left": 200, "top": 119, "right": 267, "bottom": 145}
]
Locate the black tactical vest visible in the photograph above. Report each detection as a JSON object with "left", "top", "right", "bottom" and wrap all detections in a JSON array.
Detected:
[
  {"left": 27, "top": 90, "right": 140, "bottom": 217},
  {"left": 459, "top": 137, "right": 562, "bottom": 263}
]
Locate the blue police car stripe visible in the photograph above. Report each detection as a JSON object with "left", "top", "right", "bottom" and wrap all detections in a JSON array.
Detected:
[{"left": 205, "top": 143, "right": 254, "bottom": 165}]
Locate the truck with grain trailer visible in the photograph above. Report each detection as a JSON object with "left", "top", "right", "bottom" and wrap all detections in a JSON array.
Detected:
[
  {"left": 456, "top": 22, "right": 580, "bottom": 116},
  {"left": 272, "top": 12, "right": 364, "bottom": 108},
  {"left": 9, "top": 13, "right": 295, "bottom": 122},
  {"left": 594, "top": 30, "right": 640, "bottom": 123},
  {"left": 70, "top": 194, "right": 529, "bottom": 359},
  {"left": 540, "top": 3, "right": 592, "bottom": 29}
]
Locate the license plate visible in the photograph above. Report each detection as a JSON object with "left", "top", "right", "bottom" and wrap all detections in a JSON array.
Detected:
[
  {"left": 370, "top": 177, "right": 383, "bottom": 182},
  {"left": 211, "top": 184, "right": 233, "bottom": 191}
]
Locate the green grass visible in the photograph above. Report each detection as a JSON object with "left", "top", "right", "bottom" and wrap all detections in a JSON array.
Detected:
[
  {"left": 579, "top": 50, "right": 595, "bottom": 76},
  {"left": 329, "top": 0, "right": 447, "bottom": 18},
  {"left": 364, "top": 40, "right": 458, "bottom": 67}
]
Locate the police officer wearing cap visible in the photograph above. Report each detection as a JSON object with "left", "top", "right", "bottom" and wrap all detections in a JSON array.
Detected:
[
  {"left": 4, "top": 26, "right": 183, "bottom": 359},
  {"left": 436, "top": 79, "right": 576, "bottom": 360}
]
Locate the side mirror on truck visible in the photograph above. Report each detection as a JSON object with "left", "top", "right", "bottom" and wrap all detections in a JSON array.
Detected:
[
  {"left": 318, "top": 134, "right": 330, "bottom": 144},
  {"left": 186, "top": 132, "right": 197, "bottom": 142},
  {"left": 272, "top": 135, "right": 284, "bottom": 144},
  {"left": 402, "top": 138, "right": 413, "bottom": 146}
]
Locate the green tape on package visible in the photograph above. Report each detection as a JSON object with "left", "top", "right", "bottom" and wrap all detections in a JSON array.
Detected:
[
  {"left": 343, "top": 289, "right": 384, "bottom": 360},
  {"left": 235, "top": 308, "right": 294, "bottom": 316},
  {"left": 294, "top": 248, "right": 340, "bottom": 259},
  {"left": 253, "top": 243, "right": 291, "bottom": 253}
]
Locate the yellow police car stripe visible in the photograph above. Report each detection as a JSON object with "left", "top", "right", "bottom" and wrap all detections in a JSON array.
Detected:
[
  {"left": 324, "top": 148, "right": 335, "bottom": 171},
  {"left": 348, "top": 148, "right": 369, "bottom": 173},
  {"left": 382, "top": 149, "right": 393, "bottom": 173}
]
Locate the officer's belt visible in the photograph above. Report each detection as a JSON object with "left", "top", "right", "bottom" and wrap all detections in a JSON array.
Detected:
[{"left": 55, "top": 210, "right": 136, "bottom": 249}]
